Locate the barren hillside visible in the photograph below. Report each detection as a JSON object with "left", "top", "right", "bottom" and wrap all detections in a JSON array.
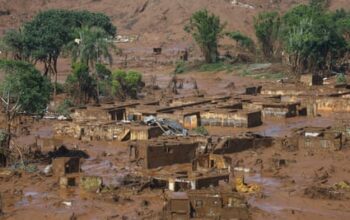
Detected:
[{"left": 0, "top": 0, "right": 349, "bottom": 46}]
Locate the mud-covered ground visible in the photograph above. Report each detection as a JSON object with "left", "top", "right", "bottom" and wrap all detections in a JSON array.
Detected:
[{"left": 1, "top": 68, "right": 350, "bottom": 220}]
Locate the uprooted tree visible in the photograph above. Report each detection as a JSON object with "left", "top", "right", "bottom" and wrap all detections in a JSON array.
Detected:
[
  {"left": 185, "top": 9, "right": 226, "bottom": 63},
  {"left": 0, "top": 60, "right": 51, "bottom": 166}
]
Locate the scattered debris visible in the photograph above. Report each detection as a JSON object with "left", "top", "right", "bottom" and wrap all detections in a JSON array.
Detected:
[{"left": 235, "top": 176, "right": 261, "bottom": 193}]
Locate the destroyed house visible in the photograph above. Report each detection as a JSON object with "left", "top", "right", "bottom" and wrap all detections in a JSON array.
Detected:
[
  {"left": 55, "top": 121, "right": 163, "bottom": 142},
  {"left": 192, "top": 154, "right": 231, "bottom": 172},
  {"left": 129, "top": 138, "right": 199, "bottom": 169},
  {"left": 151, "top": 169, "right": 230, "bottom": 192},
  {"left": 37, "top": 137, "right": 63, "bottom": 152},
  {"left": 213, "top": 133, "right": 275, "bottom": 154},
  {"left": 244, "top": 100, "right": 299, "bottom": 118},
  {"left": 157, "top": 110, "right": 201, "bottom": 130},
  {"left": 52, "top": 157, "right": 81, "bottom": 177},
  {"left": 52, "top": 157, "right": 82, "bottom": 188},
  {"left": 161, "top": 190, "right": 249, "bottom": 220},
  {"left": 294, "top": 127, "right": 343, "bottom": 151},
  {"left": 201, "top": 109, "right": 262, "bottom": 128},
  {"left": 70, "top": 103, "right": 139, "bottom": 123},
  {"left": 55, "top": 121, "right": 125, "bottom": 141}
]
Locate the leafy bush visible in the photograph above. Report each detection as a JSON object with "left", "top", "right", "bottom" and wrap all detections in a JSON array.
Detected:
[
  {"left": 199, "top": 62, "right": 233, "bottom": 73},
  {"left": 96, "top": 63, "right": 112, "bottom": 80},
  {"left": 111, "top": 70, "right": 144, "bottom": 99},
  {"left": 65, "top": 63, "right": 97, "bottom": 104},
  {"left": 56, "top": 99, "right": 74, "bottom": 116},
  {"left": 226, "top": 31, "right": 255, "bottom": 52},
  {"left": 185, "top": 10, "right": 225, "bottom": 63},
  {"left": 336, "top": 73, "right": 347, "bottom": 85},
  {"left": 174, "top": 60, "right": 186, "bottom": 74},
  {"left": 0, "top": 60, "right": 51, "bottom": 115},
  {"left": 280, "top": 4, "right": 348, "bottom": 74},
  {"left": 254, "top": 12, "right": 280, "bottom": 58},
  {"left": 52, "top": 82, "right": 65, "bottom": 94},
  {"left": 192, "top": 126, "right": 209, "bottom": 136}
]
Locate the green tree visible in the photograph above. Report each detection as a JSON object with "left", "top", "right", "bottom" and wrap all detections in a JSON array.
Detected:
[
  {"left": 185, "top": 10, "right": 225, "bottom": 63},
  {"left": 226, "top": 31, "right": 255, "bottom": 52},
  {"left": 65, "top": 63, "right": 98, "bottom": 104},
  {"left": 4, "top": 9, "right": 116, "bottom": 95},
  {"left": 1, "top": 29, "right": 29, "bottom": 61},
  {"left": 111, "top": 70, "right": 144, "bottom": 100},
  {"left": 281, "top": 4, "right": 348, "bottom": 74},
  {"left": 254, "top": 12, "right": 280, "bottom": 59},
  {"left": 0, "top": 60, "right": 51, "bottom": 162},
  {"left": 66, "top": 26, "right": 115, "bottom": 69}
]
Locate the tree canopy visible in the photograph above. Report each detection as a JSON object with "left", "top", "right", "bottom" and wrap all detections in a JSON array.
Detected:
[
  {"left": 254, "top": 11, "right": 280, "bottom": 59},
  {"left": 280, "top": 4, "right": 349, "bottom": 74},
  {"left": 185, "top": 10, "right": 225, "bottom": 63},
  {"left": 1, "top": 9, "right": 116, "bottom": 95},
  {"left": 0, "top": 59, "right": 51, "bottom": 115}
]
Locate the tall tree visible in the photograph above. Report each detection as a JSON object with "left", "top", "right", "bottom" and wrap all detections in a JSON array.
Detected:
[
  {"left": 254, "top": 12, "right": 280, "bottom": 59},
  {"left": 185, "top": 10, "right": 225, "bottom": 63},
  {"left": 0, "top": 60, "right": 51, "bottom": 165},
  {"left": 281, "top": 4, "right": 348, "bottom": 74},
  {"left": 66, "top": 26, "right": 115, "bottom": 69},
  {"left": 3, "top": 9, "right": 117, "bottom": 96}
]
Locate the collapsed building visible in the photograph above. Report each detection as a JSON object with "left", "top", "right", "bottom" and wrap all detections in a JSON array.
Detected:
[
  {"left": 52, "top": 156, "right": 103, "bottom": 192},
  {"left": 293, "top": 127, "right": 343, "bottom": 151},
  {"left": 213, "top": 133, "right": 275, "bottom": 154},
  {"left": 129, "top": 137, "right": 203, "bottom": 169},
  {"left": 53, "top": 157, "right": 82, "bottom": 188},
  {"left": 142, "top": 154, "right": 232, "bottom": 192},
  {"left": 160, "top": 190, "right": 250, "bottom": 220}
]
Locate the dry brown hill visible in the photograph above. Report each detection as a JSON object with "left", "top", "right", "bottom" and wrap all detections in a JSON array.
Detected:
[{"left": 0, "top": 0, "right": 349, "bottom": 47}]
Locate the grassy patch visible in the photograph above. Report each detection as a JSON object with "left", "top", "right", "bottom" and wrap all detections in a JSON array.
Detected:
[
  {"left": 239, "top": 69, "right": 285, "bottom": 80},
  {"left": 199, "top": 62, "right": 234, "bottom": 73}
]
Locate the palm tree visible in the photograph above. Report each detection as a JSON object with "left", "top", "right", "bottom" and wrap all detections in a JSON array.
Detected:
[
  {"left": 66, "top": 26, "right": 116, "bottom": 103},
  {"left": 66, "top": 26, "right": 116, "bottom": 69}
]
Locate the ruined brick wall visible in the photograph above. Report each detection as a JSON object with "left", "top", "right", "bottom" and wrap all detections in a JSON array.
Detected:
[
  {"left": 201, "top": 112, "right": 249, "bottom": 127},
  {"left": 195, "top": 175, "right": 229, "bottom": 189},
  {"left": 316, "top": 97, "right": 350, "bottom": 112},
  {"left": 214, "top": 137, "right": 274, "bottom": 154},
  {"left": 70, "top": 108, "right": 111, "bottom": 123},
  {"left": 142, "top": 142, "right": 198, "bottom": 169},
  {"left": 298, "top": 135, "right": 342, "bottom": 151},
  {"left": 247, "top": 111, "right": 262, "bottom": 127}
]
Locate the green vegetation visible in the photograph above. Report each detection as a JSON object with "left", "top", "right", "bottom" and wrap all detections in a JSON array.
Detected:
[
  {"left": 199, "top": 62, "right": 233, "bottom": 73},
  {"left": 336, "top": 73, "right": 347, "bottom": 85},
  {"left": 192, "top": 126, "right": 209, "bottom": 136},
  {"left": 174, "top": 60, "right": 186, "bottom": 74},
  {"left": 253, "top": 2, "right": 350, "bottom": 75},
  {"left": 1, "top": 9, "right": 116, "bottom": 95},
  {"left": 240, "top": 69, "right": 285, "bottom": 80},
  {"left": 56, "top": 99, "right": 74, "bottom": 117},
  {"left": 65, "top": 63, "right": 98, "bottom": 104},
  {"left": 0, "top": 60, "right": 51, "bottom": 114},
  {"left": 226, "top": 31, "right": 255, "bottom": 52},
  {"left": 254, "top": 12, "right": 280, "bottom": 59},
  {"left": 65, "top": 26, "right": 115, "bottom": 69},
  {"left": 280, "top": 4, "right": 348, "bottom": 74},
  {"left": 111, "top": 70, "right": 144, "bottom": 99},
  {"left": 0, "top": 60, "right": 51, "bottom": 154},
  {"left": 185, "top": 9, "right": 225, "bottom": 63}
]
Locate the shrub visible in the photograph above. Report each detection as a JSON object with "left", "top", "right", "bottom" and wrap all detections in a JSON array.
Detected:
[
  {"left": 56, "top": 99, "right": 74, "bottom": 116},
  {"left": 192, "top": 126, "right": 209, "bottom": 136},
  {"left": 336, "top": 73, "right": 347, "bottom": 85},
  {"left": 174, "top": 60, "right": 186, "bottom": 74}
]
